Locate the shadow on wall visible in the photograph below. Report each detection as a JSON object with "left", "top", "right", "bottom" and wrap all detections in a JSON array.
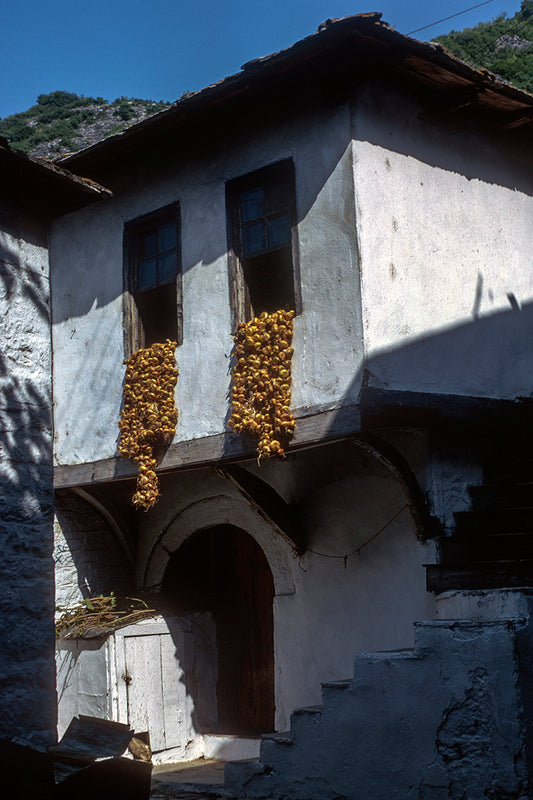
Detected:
[
  {"left": 52, "top": 78, "right": 533, "bottom": 326},
  {"left": 0, "top": 237, "right": 53, "bottom": 504},
  {"left": 354, "top": 79, "right": 533, "bottom": 195},
  {"left": 54, "top": 491, "right": 133, "bottom": 607},
  {"left": 161, "top": 525, "right": 275, "bottom": 739},
  {"left": 0, "top": 233, "right": 56, "bottom": 744},
  {"left": 319, "top": 296, "right": 533, "bottom": 534},
  {"left": 50, "top": 102, "right": 356, "bottom": 323},
  {"left": 325, "top": 295, "right": 533, "bottom": 436}
]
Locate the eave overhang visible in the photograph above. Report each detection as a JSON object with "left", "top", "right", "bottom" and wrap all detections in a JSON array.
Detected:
[
  {"left": 1, "top": 138, "right": 112, "bottom": 220},
  {"left": 59, "top": 11, "right": 533, "bottom": 183}
]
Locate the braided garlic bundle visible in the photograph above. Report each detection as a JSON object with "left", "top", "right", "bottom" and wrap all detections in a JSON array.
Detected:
[
  {"left": 118, "top": 340, "right": 178, "bottom": 509},
  {"left": 229, "top": 309, "right": 295, "bottom": 460}
]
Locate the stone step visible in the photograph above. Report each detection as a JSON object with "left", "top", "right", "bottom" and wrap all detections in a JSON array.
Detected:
[
  {"left": 426, "top": 562, "right": 533, "bottom": 593},
  {"left": 411, "top": 617, "right": 526, "bottom": 662},
  {"left": 435, "top": 588, "right": 533, "bottom": 621},
  {"left": 352, "top": 649, "right": 421, "bottom": 686},
  {"left": 203, "top": 734, "right": 261, "bottom": 761},
  {"left": 259, "top": 731, "right": 293, "bottom": 769},
  {"left": 223, "top": 614, "right": 531, "bottom": 799},
  {"left": 483, "top": 456, "right": 533, "bottom": 484},
  {"left": 454, "top": 508, "right": 533, "bottom": 535},
  {"left": 469, "top": 482, "right": 533, "bottom": 510},
  {"left": 321, "top": 679, "right": 352, "bottom": 705},
  {"left": 289, "top": 705, "right": 323, "bottom": 739},
  {"left": 261, "top": 731, "right": 292, "bottom": 742},
  {"left": 438, "top": 532, "right": 533, "bottom": 565}
]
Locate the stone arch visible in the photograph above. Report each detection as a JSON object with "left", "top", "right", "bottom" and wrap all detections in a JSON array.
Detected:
[
  {"left": 354, "top": 433, "right": 437, "bottom": 539},
  {"left": 144, "top": 493, "right": 295, "bottom": 596}
]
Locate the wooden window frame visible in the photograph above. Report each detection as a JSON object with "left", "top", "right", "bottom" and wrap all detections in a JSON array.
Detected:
[
  {"left": 226, "top": 159, "right": 301, "bottom": 331},
  {"left": 123, "top": 202, "right": 182, "bottom": 357}
]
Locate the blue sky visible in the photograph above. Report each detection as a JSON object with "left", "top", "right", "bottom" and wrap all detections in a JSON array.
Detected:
[{"left": 0, "top": 0, "right": 523, "bottom": 120}]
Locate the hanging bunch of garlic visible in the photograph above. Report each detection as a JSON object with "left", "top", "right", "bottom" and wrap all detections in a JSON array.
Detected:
[
  {"left": 229, "top": 309, "right": 295, "bottom": 460},
  {"left": 118, "top": 340, "right": 178, "bottom": 510}
]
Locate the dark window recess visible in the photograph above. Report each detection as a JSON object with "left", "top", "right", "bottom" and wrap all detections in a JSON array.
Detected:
[
  {"left": 227, "top": 160, "right": 300, "bottom": 326},
  {"left": 124, "top": 204, "right": 182, "bottom": 355}
]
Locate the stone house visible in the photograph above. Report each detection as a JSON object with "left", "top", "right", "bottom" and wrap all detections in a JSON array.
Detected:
[{"left": 3, "top": 12, "right": 533, "bottom": 799}]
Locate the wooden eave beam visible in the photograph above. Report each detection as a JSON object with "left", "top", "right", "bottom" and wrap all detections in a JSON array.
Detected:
[
  {"left": 53, "top": 404, "right": 362, "bottom": 490},
  {"left": 501, "top": 109, "right": 533, "bottom": 130},
  {"left": 219, "top": 464, "right": 306, "bottom": 554}
]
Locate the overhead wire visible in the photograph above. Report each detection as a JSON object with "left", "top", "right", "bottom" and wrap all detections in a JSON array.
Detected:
[
  {"left": 407, "top": 0, "right": 496, "bottom": 36},
  {"left": 453, "top": 14, "right": 533, "bottom": 69},
  {"left": 297, "top": 503, "right": 410, "bottom": 572},
  {"left": 407, "top": 1, "right": 532, "bottom": 76}
]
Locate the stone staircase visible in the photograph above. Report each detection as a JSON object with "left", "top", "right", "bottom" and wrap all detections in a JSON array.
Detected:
[
  {"left": 426, "top": 453, "right": 533, "bottom": 592},
  {"left": 224, "top": 593, "right": 533, "bottom": 800}
]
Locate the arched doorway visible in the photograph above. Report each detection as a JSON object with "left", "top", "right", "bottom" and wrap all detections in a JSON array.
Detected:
[{"left": 162, "top": 524, "right": 275, "bottom": 735}]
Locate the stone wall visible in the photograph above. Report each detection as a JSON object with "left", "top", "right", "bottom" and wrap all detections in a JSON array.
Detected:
[
  {"left": 54, "top": 491, "right": 133, "bottom": 610},
  {"left": 226, "top": 599, "right": 533, "bottom": 799},
  {"left": 0, "top": 224, "right": 55, "bottom": 745}
]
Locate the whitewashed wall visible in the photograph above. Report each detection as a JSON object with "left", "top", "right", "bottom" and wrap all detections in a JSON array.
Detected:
[
  {"left": 53, "top": 441, "right": 435, "bottom": 748},
  {"left": 50, "top": 102, "right": 363, "bottom": 466},
  {"left": 0, "top": 226, "right": 56, "bottom": 744},
  {"left": 353, "top": 81, "right": 533, "bottom": 400},
  {"left": 139, "top": 445, "right": 436, "bottom": 734},
  {"left": 51, "top": 82, "right": 533, "bottom": 469}
]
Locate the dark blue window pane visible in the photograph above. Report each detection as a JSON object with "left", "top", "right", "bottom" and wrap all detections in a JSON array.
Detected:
[
  {"left": 265, "top": 181, "right": 287, "bottom": 214},
  {"left": 138, "top": 258, "right": 157, "bottom": 290},
  {"left": 267, "top": 213, "right": 291, "bottom": 248},
  {"left": 158, "top": 251, "right": 177, "bottom": 284},
  {"left": 142, "top": 232, "right": 157, "bottom": 259},
  {"left": 240, "top": 187, "right": 263, "bottom": 222},
  {"left": 158, "top": 222, "right": 177, "bottom": 253},
  {"left": 242, "top": 220, "right": 267, "bottom": 255}
]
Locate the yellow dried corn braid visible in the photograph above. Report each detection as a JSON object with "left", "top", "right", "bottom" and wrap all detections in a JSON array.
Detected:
[
  {"left": 229, "top": 309, "right": 295, "bottom": 460},
  {"left": 118, "top": 340, "right": 178, "bottom": 509}
]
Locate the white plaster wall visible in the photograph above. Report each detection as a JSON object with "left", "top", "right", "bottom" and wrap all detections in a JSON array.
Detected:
[
  {"left": 353, "top": 82, "right": 533, "bottom": 400},
  {"left": 139, "top": 453, "right": 435, "bottom": 734},
  {"left": 52, "top": 440, "right": 436, "bottom": 743},
  {"left": 56, "top": 638, "right": 110, "bottom": 737},
  {"left": 0, "top": 227, "right": 56, "bottom": 744},
  {"left": 51, "top": 83, "right": 533, "bottom": 465},
  {"left": 272, "top": 472, "right": 435, "bottom": 726},
  {"left": 50, "top": 102, "right": 363, "bottom": 465}
]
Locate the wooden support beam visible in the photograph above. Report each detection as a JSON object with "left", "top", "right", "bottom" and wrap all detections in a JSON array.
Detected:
[
  {"left": 221, "top": 464, "right": 306, "bottom": 554},
  {"left": 501, "top": 110, "right": 533, "bottom": 130},
  {"left": 54, "top": 403, "right": 361, "bottom": 489},
  {"left": 69, "top": 487, "right": 136, "bottom": 566}
]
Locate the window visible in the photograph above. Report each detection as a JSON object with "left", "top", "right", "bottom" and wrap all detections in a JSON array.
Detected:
[
  {"left": 124, "top": 203, "right": 182, "bottom": 355},
  {"left": 226, "top": 159, "right": 300, "bottom": 328}
]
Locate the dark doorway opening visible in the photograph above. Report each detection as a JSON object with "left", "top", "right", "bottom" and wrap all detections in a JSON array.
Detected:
[{"left": 162, "top": 524, "right": 275, "bottom": 735}]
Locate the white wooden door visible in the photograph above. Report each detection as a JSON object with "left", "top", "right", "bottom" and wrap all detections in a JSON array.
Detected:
[{"left": 114, "top": 616, "right": 188, "bottom": 753}]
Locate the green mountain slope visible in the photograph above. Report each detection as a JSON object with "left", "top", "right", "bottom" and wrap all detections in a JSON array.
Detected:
[
  {"left": 434, "top": 0, "right": 533, "bottom": 92},
  {"left": 0, "top": 90, "right": 171, "bottom": 158}
]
